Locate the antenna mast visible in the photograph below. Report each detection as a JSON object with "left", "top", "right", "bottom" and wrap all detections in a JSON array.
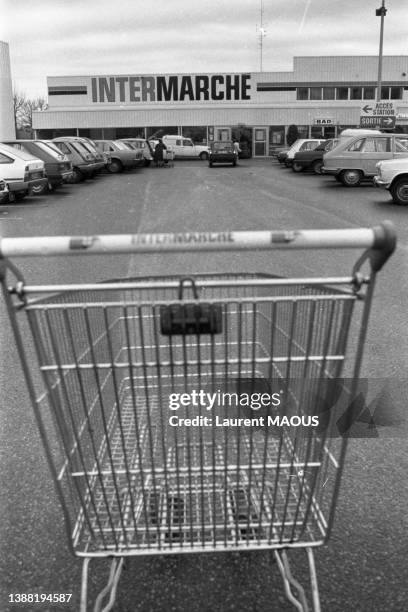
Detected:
[{"left": 257, "top": 0, "right": 267, "bottom": 72}]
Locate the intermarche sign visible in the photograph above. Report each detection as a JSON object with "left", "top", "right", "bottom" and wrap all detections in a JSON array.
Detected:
[{"left": 360, "top": 102, "right": 396, "bottom": 129}]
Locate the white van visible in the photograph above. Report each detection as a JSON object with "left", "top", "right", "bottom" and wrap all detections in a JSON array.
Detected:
[
  {"left": 159, "top": 135, "right": 209, "bottom": 160},
  {"left": 0, "top": 143, "right": 48, "bottom": 201}
]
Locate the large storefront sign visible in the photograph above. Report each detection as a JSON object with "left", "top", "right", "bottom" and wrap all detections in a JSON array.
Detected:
[{"left": 90, "top": 74, "right": 252, "bottom": 103}]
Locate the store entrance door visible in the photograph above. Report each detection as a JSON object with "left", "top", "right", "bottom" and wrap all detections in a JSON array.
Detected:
[
  {"left": 253, "top": 127, "right": 268, "bottom": 157},
  {"left": 215, "top": 127, "right": 231, "bottom": 141}
]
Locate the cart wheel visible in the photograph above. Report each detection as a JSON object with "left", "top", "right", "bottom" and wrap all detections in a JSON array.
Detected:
[{"left": 340, "top": 169, "right": 362, "bottom": 187}]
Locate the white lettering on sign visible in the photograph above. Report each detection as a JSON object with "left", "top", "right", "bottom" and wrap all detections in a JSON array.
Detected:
[
  {"left": 361, "top": 102, "right": 396, "bottom": 116},
  {"left": 90, "top": 74, "right": 252, "bottom": 103}
]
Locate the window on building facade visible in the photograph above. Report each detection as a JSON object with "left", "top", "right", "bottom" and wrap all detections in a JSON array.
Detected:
[
  {"left": 350, "top": 87, "right": 363, "bottom": 100},
  {"left": 323, "top": 87, "right": 336, "bottom": 100},
  {"left": 336, "top": 87, "right": 349, "bottom": 100},
  {"left": 297, "top": 87, "right": 309, "bottom": 100},
  {"left": 363, "top": 87, "right": 375, "bottom": 99},
  {"left": 310, "top": 87, "right": 322, "bottom": 100},
  {"left": 381, "top": 86, "right": 390, "bottom": 99},
  {"left": 311, "top": 127, "right": 324, "bottom": 138},
  {"left": 390, "top": 87, "right": 402, "bottom": 99},
  {"left": 269, "top": 126, "right": 285, "bottom": 145},
  {"left": 297, "top": 126, "right": 309, "bottom": 138},
  {"left": 115, "top": 128, "right": 145, "bottom": 139},
  {"left": 182, "top": 127, "right": 207, "bottom": 143}
]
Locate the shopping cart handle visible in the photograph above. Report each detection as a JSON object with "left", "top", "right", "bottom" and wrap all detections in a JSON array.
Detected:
[
  {"left": 369, "top": 220, "right": 397, "bottom": 271},
  {"left": 0, "top": 221, "right": 397, "bottom": 262}
]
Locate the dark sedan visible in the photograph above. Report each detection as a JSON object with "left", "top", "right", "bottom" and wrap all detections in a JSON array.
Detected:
[
  {"left": 208, "top": 141, "right": 237, "bottom": 167},
  {"left": 292, "top": 138, "right": 339, "bottom": 174}
]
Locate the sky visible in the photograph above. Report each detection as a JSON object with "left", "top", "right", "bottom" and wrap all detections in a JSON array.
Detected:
[{"left": 1, "top": 0, "right": 407, "bottom": 99}]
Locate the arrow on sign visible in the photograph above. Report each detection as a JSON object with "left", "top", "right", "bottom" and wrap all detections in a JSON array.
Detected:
[
  {"left": 382, "top": 117, "right": 394, "bottom": 126},
  {"left": 362, "top": 105, "right": 373, "bottom": 114}
]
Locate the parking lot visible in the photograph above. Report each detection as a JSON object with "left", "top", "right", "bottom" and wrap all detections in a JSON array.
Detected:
[{"left": 1, "top": 158, "right": 408, "bottom": 611}]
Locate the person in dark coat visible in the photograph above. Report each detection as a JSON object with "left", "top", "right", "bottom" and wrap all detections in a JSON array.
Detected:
[{"left": 153, "top": 139, "right": 167, "bottom": 166}]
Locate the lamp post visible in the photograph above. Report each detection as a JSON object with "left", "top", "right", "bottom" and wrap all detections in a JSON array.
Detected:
[{"left": 376, "top": 0, "right": 387, "bottom": 102}]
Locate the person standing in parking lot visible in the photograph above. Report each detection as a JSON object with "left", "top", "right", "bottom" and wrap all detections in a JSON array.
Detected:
[
  {"left": 233, "top": 140, "right": 241, "bottom": 159},
  {"left": 154, "top": 139, "right": 167, "bottom": 167}
]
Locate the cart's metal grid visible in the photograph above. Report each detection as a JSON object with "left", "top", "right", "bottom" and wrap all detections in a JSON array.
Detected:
[{"left": 0, "top": 226, "right": 396, "bottom": 611}]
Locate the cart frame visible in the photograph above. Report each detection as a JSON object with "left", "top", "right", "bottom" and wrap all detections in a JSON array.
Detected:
[{"left": 0, "top": 223, "right": 396, "bottom": 611}]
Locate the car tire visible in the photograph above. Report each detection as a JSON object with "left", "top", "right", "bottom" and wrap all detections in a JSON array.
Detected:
[
  {"left": 340, "top": 169, "right": 363, "bottom": 187},
  {"left": 284, "top": 159, "right": 292, "bottom": 168},
  {"left": 70, "top": 168, "right": 84, "bottom": 183},
  {"left": 107, "top": 159, "right": 123, "bottom": 173},
  {"left": 31, "top": 182, "right": 49, "bottom": 196},
  {"left": 312, "top": 160, "right": 324, "bottom": 175},
  {"left": 292, "top": 162, "right": 303, "bottom": 173},
  {"left": 144, "top": 159, "right": 151, "bottom": 167},
  {"left": 199, "top": 152, "right": 209, "bottom": 161},
  {"left": 15, "top": 191, "right": 27, "bottom": 201},
  {"left": 209, "top": 162, "right": 213, "bottom": 167},
  {"left": 390, "top": 178, "right": 408, "bottom": 205}
]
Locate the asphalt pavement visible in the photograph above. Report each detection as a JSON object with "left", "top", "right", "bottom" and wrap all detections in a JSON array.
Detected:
[{"left": 0, "top": 159, "right": 407, "bottom": 611}]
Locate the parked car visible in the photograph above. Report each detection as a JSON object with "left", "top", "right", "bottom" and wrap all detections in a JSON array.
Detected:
[
  {"left": 284, "top": 139, "right": 325, "bottom": 167},
  {"left": 0, "top": 143, "right": 48, "bottom": 200},
  {"left": 208, "top": 141, "right": 237, "bottom": 167},
  {"left": 94, "top": 140, "right": 144, "bottom": 173},
  {"left": 322, "top": 133, "right": 408, "bottom": 186},
  {"left": 118, "top": 138, "right": 154, "bottom": 166},
  {"left": 51, "top": 139, "right": 104, "bottom": 183},
  {"left": 0, "top": 178, "right": 9, "bottom": 203},
  {"left": 292, "top": 139, "right": 339, "bottom": 174},
  {"left": 276, "top": 148, "right": 290, "bottom": 164},
  {"left": 2, "top": 140, "right": 73, "bottom": 191},
  {"left": 55, "top": 137, "right": 108, "bottom": 173},
  {"left": 159, "top": 135, "right": 209, "bottom": 160},
  {"left": 374, "top": 158, "right": 408, "bottom": 205}
]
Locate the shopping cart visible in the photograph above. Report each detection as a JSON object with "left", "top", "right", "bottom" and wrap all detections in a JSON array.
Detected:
[{"left": 0, "top": 223, "right": 396, "bottom": 612}]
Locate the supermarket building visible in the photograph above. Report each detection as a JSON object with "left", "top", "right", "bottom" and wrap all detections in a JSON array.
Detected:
[{"left": 33, "top": 56, "right": 408, "bottom": 156}]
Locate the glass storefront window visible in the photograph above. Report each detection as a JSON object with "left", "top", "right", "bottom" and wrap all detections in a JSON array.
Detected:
[
  {"left": 296, "top": 126, "right": 309, "bottom": 138},
  {"left": 336, "top": 87, "right": 348, "bottom": 100},
  {"left": 323, "top": 126, "right": 336, "bottom": 139},
  {"left": 310, "top": 87, "right": 322, "bottom": 100},
  {"left": 350, "top": 87, "right": 363, "bottom": 100},
  {"left": 311, "top": 126, "right": 324, "bottom": 139},
  {"left": 115, "top": 128, "right": 145, "bottom": 138},
  {"left": 363, "top": 87, "right": 375, "bottom": 99},
  {"left": 269, "top": 126, "right": 285, "bottom": 145},
  {"left": 146, "top": 126, "right": 178, "bottom": 139},
  {"left": 297, "top": 87, "right": 309, "bottom": 100},
  {"left": 381, "top": 86, "right": 390, "bottom": 99},
  {"left": 182, "top": 126, "right": 207, "bottom": 144}
]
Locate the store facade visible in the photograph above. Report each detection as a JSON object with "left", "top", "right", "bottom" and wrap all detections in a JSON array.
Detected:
[{"left": 33, "top": 55, "right": 408, "bottom": 156}]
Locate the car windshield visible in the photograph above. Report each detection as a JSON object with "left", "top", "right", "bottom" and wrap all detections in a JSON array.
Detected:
[{"left": 212, "top": 142, "right": 233, "bottom": 151}]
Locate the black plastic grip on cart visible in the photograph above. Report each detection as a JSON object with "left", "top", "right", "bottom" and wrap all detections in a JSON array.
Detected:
[
  {"left": 160, "top": 277, "right": 222, "bottom": 335},
  {"left": 353, "top": 221, "right": 397, "bottom": 276}
]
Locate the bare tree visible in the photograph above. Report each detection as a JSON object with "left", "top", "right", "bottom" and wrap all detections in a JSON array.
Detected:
[{"left": 13, "top": 91, "right": 48, "bottom": 131}]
